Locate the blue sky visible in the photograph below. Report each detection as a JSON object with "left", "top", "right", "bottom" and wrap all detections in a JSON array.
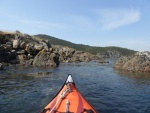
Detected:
[{"left": 0, "top": 0, "right": 150, "bottom": 51}]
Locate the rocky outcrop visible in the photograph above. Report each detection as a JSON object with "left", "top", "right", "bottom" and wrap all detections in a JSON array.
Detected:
[
  {"left": 106, "top": 50, "right": 122, "bottom": 58},
  {"left": 114, "top": 51, "right": 150, "bottom": 73},
  {"left": 33, "top": 50, "right": 59, "bottom": 67},
  {"left": 0, "top": 45, "right": 17, "bottom": 63},
  {"left": 90, "top": 53, "right": 108, "bottom": 63},
  {"left": 0, "top": 31, "right": 108, "bottom": 69},
  {"left": 52, "top": 45, "right": 75, "bottom": 62},
  {"left": 71, "top": 51, "right": 91, "bottom": 62},
  {"left": 0, "top": 31, "right": 58, "bottom": 67},
  {"left": 52, "top": 45, "right": 107, "bottom": 63},
  {"left": 94, "top": 50, "right": 122, "bottom": 59}
]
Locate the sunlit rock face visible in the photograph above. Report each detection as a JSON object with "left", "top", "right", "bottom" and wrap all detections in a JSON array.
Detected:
[{"left": 114, "top": 51, "right": 150, "bottom": 73}]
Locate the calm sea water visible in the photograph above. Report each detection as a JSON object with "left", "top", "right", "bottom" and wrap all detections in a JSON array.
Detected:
[{"left": 0, "top": 61, "right": 150, "bottom": 113}]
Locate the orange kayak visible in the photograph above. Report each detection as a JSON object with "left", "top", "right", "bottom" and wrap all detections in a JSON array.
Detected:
[{"left": 41, "top": 75, "right": 97, "bottom": 113}]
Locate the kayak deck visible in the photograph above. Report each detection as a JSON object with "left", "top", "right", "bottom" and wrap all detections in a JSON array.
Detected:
[{"left": 41, "top": 75, "right": 97, "bottom": 113}]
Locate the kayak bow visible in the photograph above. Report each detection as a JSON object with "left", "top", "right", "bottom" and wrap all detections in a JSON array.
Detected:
[{"left": 41, "top": 75, "right": 97, "bottom": 113}]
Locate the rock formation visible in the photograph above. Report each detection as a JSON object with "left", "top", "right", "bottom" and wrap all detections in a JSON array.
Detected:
[
  {"left": 33, "top": 49, "right": 59, "bottom": 67},
  {"left": 0, "top": 31, "right": 107, "bottom": 69},
  {"left": 114, "top": 51, "right": 150, "bottom": 73},
  {"left": 0, "top": 31, "right": 58, "bottom": 67},
  {"left": 52, "top": 45, "right": 107, "bottom": 63}
]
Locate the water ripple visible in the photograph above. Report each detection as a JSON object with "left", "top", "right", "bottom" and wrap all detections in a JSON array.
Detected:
[{"left": 1, "top": 62, "right": 150, "bottom": 113}]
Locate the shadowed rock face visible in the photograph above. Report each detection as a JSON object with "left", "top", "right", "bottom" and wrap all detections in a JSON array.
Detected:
[
  {"left": 114, "top": 51, "right": 150, "bottom": 73},
  {"left": 0, "top": 31, "right": 58, "bottom": 67}
]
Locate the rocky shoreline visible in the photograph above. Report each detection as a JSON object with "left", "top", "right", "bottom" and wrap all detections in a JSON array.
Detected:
[
  {"left": 114, "top": 51, "right": 150, "bottom": 73},
  {"left": 1, "top": 31, "right": 150, "bottom": 73},
  {"left": 0, "top": 31, "right": 106, "bottom": 70}
]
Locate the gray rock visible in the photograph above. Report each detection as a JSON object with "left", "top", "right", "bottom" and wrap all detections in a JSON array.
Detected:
[
  {"left": 11, "top": 50, "right": 16, "bottom": 52},
  {"left": 17, "top": 56, "right": 33, "bottom": 66},
  {"left": 9, "top": 59, "right": 19, "bottom": 64},
  {"left": 34, "top": 44, "right": 44, "bottom": 51},
  {"left": 13, "top": 39, "right": 19, "bottom": 48},
  {"left": 33, "top": 50, "right": 59, "bottom": 67},
  {"left": 0, "top": 46, "right": 17, "bottom": 62},
  {"left": 114, "top": 51, "right": 150, "bottom": 73},
  {"left": 25, "top": 43, "right": 37, "bottom": 55},
  {"left": 15, "top": 34, "right": 19, "bottom": 39},
  {"left": 20, "top": 41, "right": 26, "bottom": 49},
  {"left": 71, "top": 51, "right": 91, "bottom": 62},
  {"left": 71, "top": 56, "right": 81, "bottom": 62},
  {"left": 44, "top": 39, "right": 51, "bottom": 48},
  {"left": 16, "top": 50, "right": 25, "bottom": 55},
  {"left": 6, "top": 42, "right": 12, "bottom": 45}
]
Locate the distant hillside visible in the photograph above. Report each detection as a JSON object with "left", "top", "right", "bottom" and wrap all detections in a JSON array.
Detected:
[{"left": 34, "top": 34, "right": 136, "bottom": 56}]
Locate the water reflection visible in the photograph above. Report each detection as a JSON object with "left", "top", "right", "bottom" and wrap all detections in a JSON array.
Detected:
[{"left": 114, "top": 69, "right": 150, "bottom": 81}]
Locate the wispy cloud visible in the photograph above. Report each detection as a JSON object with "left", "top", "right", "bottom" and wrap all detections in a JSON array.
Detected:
[
  {"left": 95, "top": 8, "right": 141, "bottom": 30},
  {"left": 68, "top": 15, "right": 94, "bottom": 31},
  {"left": 1, "top": 12, "right": 69, "bottom": 30},
  {"left": 18, "top": 19, "right": 68, "bottom": 30},
  {"left": 1, "top": 7, "right": 141, "bottom": 33},
  {"left": 60, "top": 8, "right": 141, "bottom": 32}
]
